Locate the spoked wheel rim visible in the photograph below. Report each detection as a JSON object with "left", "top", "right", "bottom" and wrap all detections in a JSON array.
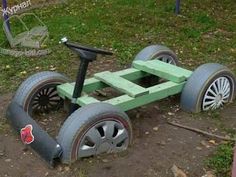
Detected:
[
  {"left": 78, "top": 120, "right": 129, "bottom": 158},
  {"left": 155, "top": 54, "right": 177, "bottom": 65},
  {"left": 29, "top": 84, "right": 63, "bottom": 114},
  {"left": 202, "top": 76, "right": 232, "bottom": 111}
]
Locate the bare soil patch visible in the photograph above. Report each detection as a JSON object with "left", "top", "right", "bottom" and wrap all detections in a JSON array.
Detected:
[{"left": 0, "top": 59, "right": 235, "bottom": 177}]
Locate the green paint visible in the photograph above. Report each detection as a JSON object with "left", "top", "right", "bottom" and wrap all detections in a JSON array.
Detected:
[
  {"left": 132, "top": 60, "right": 192, "bottom": 83},
  {"left": 57, "top": 83, "right": 74, "bottom": 99},
  {"left": 94, "top": 71, "right": 149, "bottom": 97},
  {"left": 61, "top": 68, "right": 148, "bottom": 95},
  {"left": 63, "top": 81, "right": 185, "bottom": 111},
  {"left": 77, "top": 95, "right": 100, "bottom": 106},
  {"left": 105, "top": 81, "right": 185, "bottom": 111},
  {"left": 57, "top": 60, "right": 192, "bottom": 111}
]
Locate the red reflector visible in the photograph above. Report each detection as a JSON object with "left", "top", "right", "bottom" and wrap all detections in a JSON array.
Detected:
[{"left": 20, "top": 124, "right": 34, "bottom": 144}]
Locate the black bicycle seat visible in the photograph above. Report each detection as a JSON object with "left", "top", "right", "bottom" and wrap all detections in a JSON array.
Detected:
[{"left": 60, "top": 37, "right": 113, "bottom": 61}]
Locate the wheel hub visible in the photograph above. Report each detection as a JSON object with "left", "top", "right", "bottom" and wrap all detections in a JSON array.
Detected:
[
  {"left": 31, "top": 85, "right": 63, "bottom": 113},
  {"left": 78, "top": 120, "right": 129, "bottom": 158},
  {"left": 156, "top": 54, "right": 176, "bottom": 65},
  {"left": 203, "top": 77, "right": 231, "bottom": 110},
  {"left": 38, "top": 95, "right": 50, "bottom": 106},
  {"left": 215, "top": 94, "right": 223, "bottom": 103},
  {"left": 96, "top": 142, "right": 112, "bottom": 154}
]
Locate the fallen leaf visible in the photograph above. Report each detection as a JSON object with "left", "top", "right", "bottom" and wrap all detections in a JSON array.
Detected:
[
  {"left": 208, "top": 140, "right": 217, "bottom": 145},
  {"left": 168, "top": 112, "right": 175, "bottom": 116},
  {"left": 153, "top": 127, "right": 159, "bottom": 131},
  {"left": 201, "top": 171, "right": 216, "bottom": 177},
  {"left": 20, "top": 71, "right": 27, "bottom": 75},
  {"left": 5, "top": 158, "right": 11, "bottom": 162},
  {"left": 102, "top": 159, "right": 109, "bottom": 163},
  {"left": 50, "top": 67, "right": 56, "bottom": 71},
  {"left": 196, "top": 146, "right": 202, "bottom": 150},
  {"left": 64, "top": 166, "right": 70, "bottom": 171},
  {"left": 171, "top": 164, "right": 187, "bottom": 177},
  {"left": 96, "top": 90, "right": 107, "bottom": 97}
]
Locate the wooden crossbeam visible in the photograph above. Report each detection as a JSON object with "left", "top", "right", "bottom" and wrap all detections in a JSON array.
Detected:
[
  {"left": 132, "top": 60, "right": 192, "bottom": 83},
  {"left": 94, "top": 71, "right": 149, "bottom": 98}
]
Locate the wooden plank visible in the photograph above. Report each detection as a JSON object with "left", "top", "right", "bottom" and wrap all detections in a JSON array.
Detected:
[
  {"left": 57, "top": 83, "right": 74, "bottom": 99},
  {"left": 57, "top": 78, "right": 185, "bottom": 111},
  {"left": 77, "top": 95, "right": 100, "bottom": 106},
  {"left": 132, "top": 60, "right": 192, "bottom": 83},
  {"left": 57, "top": 83, "right": 100, "bottom": 106},
  {"left": 57, "top": 68, "right": 148, "bottom": 100},
  {"left": 83, "top": 78, "right": 107, "bottom": 93},
  {"left": 65, "top": 68, "right": 148, "bottom": 94},
  {"left": 94, "top": 71, "right": 149, "bottom": 98},
  {"left": 105, "top": 81, "right": 185, "bottom": 111}
]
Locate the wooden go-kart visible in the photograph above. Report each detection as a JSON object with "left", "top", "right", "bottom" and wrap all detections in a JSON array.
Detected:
[{"left": 6, "top": 37, "right": 236, "bottom": 166}]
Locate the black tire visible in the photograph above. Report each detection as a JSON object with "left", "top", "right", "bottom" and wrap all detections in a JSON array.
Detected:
[
  {"left": 180, "top": 63, "right": 236, "bottom": 113},
  {"left": 57, "top": 103, "right": 132, "bottom": 164},
  {"left": 133, "top": 45, "right": 179, "bottom": 85},
  {"left": 13, "top": 71, "right": 70, "bottom": 116}
]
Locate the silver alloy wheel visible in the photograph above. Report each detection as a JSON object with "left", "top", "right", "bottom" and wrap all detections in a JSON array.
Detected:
[
  {"left": 155, "top": 54, "right": 177, "bottom": 65},
  {"left": 57, "top": 103, "right": 132, "bottom": 164},
  {"left": 78, "top": 120, "right": 129, "bottom": 158},
  {"left": 180, "top": 63, "right": 236, "bottom": 113},
  {"left": 203, "top": 77, "right": 231, "bottom": 110}
]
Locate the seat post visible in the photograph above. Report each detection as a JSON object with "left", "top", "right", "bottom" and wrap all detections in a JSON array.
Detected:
[{"left": 69, "top": 57, "right": 90, "bottom": 114}]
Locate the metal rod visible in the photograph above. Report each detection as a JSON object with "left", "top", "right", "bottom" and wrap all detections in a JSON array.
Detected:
[
  {"left": 70, "top": 58, "right": 90, "bottom": 114},
  {"left": 175, "top": 0, "right": 181, "bottom": 14},
  {"left": 2, "top": 0, "right": 10, "bottom": 31}
]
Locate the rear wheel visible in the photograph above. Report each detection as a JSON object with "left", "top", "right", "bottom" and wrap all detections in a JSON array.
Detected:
[
  {"left": 57, "top": 103, "right": 133, "bottom": 164},
  {"left": 133, "top": 45, "right": 179, "bottom": 85},
  {"left": 13, "top": 71, "right": 70, "bottom": 116},
  {"left": 134, "top": 45, "right": 179, "bottom": 65},
  {"left": 180, "top": 63, "right": 236, "bottom": 112}
]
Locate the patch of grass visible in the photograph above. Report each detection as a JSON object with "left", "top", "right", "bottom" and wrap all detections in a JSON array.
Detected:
[
  {"left": 0, "top": 0, "right": 235, "bottom": 95},
  {"left": 194, "top": 11, "right": 217, "bottom": 31},
  {"left": 206, "top": 143, "right": 234, "bottom": 177},
  {"left": 182, "top": 28, "right": 201, "bottom": 39},
  {"left": 208, "top": 111, "right": 221, "bottom": 120}
]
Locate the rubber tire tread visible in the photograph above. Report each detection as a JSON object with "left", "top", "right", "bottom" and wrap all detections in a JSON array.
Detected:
[{"left": 13, "top": 71, "right": 69, "bottom": 114}]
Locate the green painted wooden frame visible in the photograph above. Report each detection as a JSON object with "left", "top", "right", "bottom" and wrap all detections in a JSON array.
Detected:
[{"left": 57, "top": 60, "right": 192, "bottom": 112}]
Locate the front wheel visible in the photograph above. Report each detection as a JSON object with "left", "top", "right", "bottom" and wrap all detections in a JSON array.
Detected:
[
  {"left": 57, "top": 103, "right": 133, "bottom": 164},
  {"left": 180, "top": 63, "right": 236, "bottom": 113}
]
